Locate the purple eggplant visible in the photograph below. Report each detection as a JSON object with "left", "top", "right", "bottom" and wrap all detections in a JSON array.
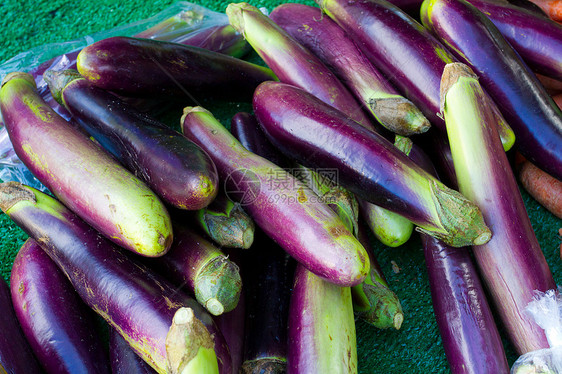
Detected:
[
  {"left": 287, "top": 264, "right": 357, "bottom": 373},
  {"left": 0, "top": 182, "right": 231, "bottom": 373},
  {"left": 44, "top": 69, "right": 219, "bottom": 211},
  {"left": 253, "top": 81, "right": 491, "bottom": 248},
  {"left": 421, "top": 0, "right": 562, "bottom": 180},
  {"left": 215, "top": 289, "right": 245, "bottom": 374},
  {"left": 193, "top": 192, "right": 255, "bottom": 249},
  {"left": 463, "top": 0, "right": 562, "bottom": 80},
  {"left": 146, "top": 223, "right": 242, "bottom": 316},
  {"left": 0, "top": 276, "right": 42, "bottom": 374},
  {"left": 10, "top": 238, "right": 110, "bottom": 374},
  {"left": 270, "top": 3, "right": 430, "bottom": 136},
  {"left": 240, "top": 232, "right": 293, "bottom": 373},
  {"left": 181, "top": 106, "right": 370, "bottom": 287},
  {"left": 0, "top": 72, "right": 173, "bottom": 257},
  {"left": 76, "top": 36, "right": 276, "bottom": 101},
  {"left": 226, "top": 2, "right": 372, "bottom": 128},
  {"left": 441, "top": 63, "right": 556, "bottom": 354},
  {"left": 110, "top": 328, "right": 157, "bottom": 374}
]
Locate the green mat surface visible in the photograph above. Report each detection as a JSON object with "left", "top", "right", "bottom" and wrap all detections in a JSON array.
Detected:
[{"left": 1, "top": 1, "right": 561, "bottom": 373}]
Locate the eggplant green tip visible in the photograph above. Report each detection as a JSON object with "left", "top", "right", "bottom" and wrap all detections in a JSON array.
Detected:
[
  {"left": 0, "top": 182, "right": 37, "bottom": 213},
  {"left": 43, "top": 69, "right": 83, "bottom": 105},
  {"left": 195, "top": 256, "right": 242, "bottom": 315},
  {"left": 394, "top": 312, "right": 404, "bottom": 330},
  {"left": 1, "top": 72, "right": 36, "bottom": 89},
  {"left": 226, "top": 3, "right": 253, "bottom": 35},
  {"left": 439, "top": 63, "right": 478, "bottom": 114},
  {"left": 371, "top": 97, "right": 431, "bottom": 136},
  {"left": 205, "top": 298, "right": 224, "bottom": 316}
]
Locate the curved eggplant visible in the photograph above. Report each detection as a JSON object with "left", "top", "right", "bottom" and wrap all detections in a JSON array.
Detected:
[
  {"left": 77, "top": 36, "right": 276, "bottom": 101},
  {"left": 421, "top": 0, "right": 562, "bottom": 180},
  {"left": 45, "top": 69, "right": 218, "bottom": 211},
  {"left": 253, "top": 81, "right": 491, "bottom": 248},
  {"left": 181, "top": 106, "right": 369, "bottom": 287},
  {"left": 0, "top": 182, "right": 231, "bottom": 374},
  {"left": 0, "top": 72, "right": 172, "bottom": 257},
  {"left": 11, "top": 238, "right": 110, "bottom": 374},
  {"left": 0, "top": 276, "right": 42, "bottom": 374}
]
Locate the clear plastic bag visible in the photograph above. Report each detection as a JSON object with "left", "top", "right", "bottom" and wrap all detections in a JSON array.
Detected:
[
  {"left": 0, "top": 2, "right": 238, "bottom": 191},
  {"left": 511, "top": 289, "right": 562, "bottom": 374}
]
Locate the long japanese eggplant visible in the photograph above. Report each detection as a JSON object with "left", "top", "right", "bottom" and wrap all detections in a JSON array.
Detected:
[
  {"left": 317, "top": 0, "right": 516, "bottom": 152},
  {"left": 421, "top": 0, "right": 562, "bottom": 180},
  {"left": 0, "top": 182, "right": 231, "bottom": 374},
  {"left": 181, "top": 106, "right": 370, "bottom": 286},
  {"left": 11, "top": 238, "right": 111, "bottom": 374},
  {"left": 110, "top": 328, "right": 157, "bottom": 374},
  {"left": 215, "top": 289, "right": 245, "bottom": 374},
  {"left": 463, "top": 0, "right": 562, "bottom": 81},
  {"left": 193, "top": 192, "right": 255, "bottom": 249},
  {"left": 0, "top": 72, "right": 173, "bottom": 257},
  {"left": 0, "top": 276, "right": 42, "bottom": 374},
  {"left": 226, "top": 2, "right": 371, "bottom": 128},
  {"left": 270, "top": 3, "right": 430, "bottom": 136},
  {"left": 441, "top": 63, "right": 556, "bottom": 354},
  {"left": 287, "top": 264, "right": 357, "bottom": 373},
  {"left": 253, "top": 81, "right": 491, "bottom": 248},
  {"left": 240, "top": 232, "right": 293, "bottom": 373},
  {"left": 76, "top": 36, "right": 276, "bottom": 101},
  {"left": 44, "top": 69, "right": 218, "bottom": 211},
  {"left": 146, "top": 223, "right": 242, "bottom": 316}
]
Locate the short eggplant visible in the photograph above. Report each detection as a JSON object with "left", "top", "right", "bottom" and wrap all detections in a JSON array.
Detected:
[
  {"left": 11, "top": 238, "right": 111, "bottom": 374},
  {"left": 0, "top": 72, "right": 173, "bottom": 257},
  {"left": 0, "top": 276, "right": 42, "bottom": 374},
  {"left": 45, "top": 69, "right": 219, "bottom": 211},
  {"left": 253, "top": 81, "right": 491, "bottom": 248},
  {"left": 421, "top": 0, "right": 562, "bottom": 180},
  {"left": 0, "top": 182, "right": 231, "bottom": 374},
  {"left": 181, "top": 106, "right": 370, "bottom": 287},
  {"left": 76, "top": 36, "right": 276, "bottom": 101}
]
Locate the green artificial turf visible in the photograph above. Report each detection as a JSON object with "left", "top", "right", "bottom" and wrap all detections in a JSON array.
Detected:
[{"left": 1, "top": 1, "right": 561, "bottom": 373}]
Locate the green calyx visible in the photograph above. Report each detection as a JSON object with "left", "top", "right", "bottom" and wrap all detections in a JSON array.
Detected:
[
  {"left": 240, "top": 358, "right": 287, "bottom": 374},
  {"left": 43, "top": 69, "right": 83, "bottom": 105},
  {"left": 353, "top": 282, "right": 404, "bottom": 330},
  {"left": 194, "top": 256, "right": 242, "bottom": 315},
  {"left": 226, "top": 3, "right": 256, "bottom": 36},
  {"left": 197, "top": 202, "right": 255, "bottom": 249},
  {"left": 370, "top": 97, "right": 431, "bottom": 136}
]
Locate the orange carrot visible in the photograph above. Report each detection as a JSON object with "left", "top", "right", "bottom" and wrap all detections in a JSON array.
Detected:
[
  {"left": 536, "top": 74, "right": 562, "bottom": 95},
  {"left": 515, "top": 153, "right": 562, "bottom": 219},
  {"left": 553, "top": 93, "right": 562, "bottom": 108},
  {"left": 528, "top": 0, "right": 562, "bottom": 21}
]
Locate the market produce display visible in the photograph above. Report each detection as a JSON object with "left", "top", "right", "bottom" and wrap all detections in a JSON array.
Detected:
[{"left": 0, "top": 0, "right": 561, "bottom": 373}]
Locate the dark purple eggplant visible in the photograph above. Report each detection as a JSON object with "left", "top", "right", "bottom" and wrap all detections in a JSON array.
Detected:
[
  {"left": 44, "top": 69, "right": 219, "bottom": 211},
  {"left": 181, "top": 106, "right": 370, "bottom": 287},
  {"left": 0, "top": 72, "right": 172, "bottom": 257},
  {"left": 240, "top": 232, "right": 293, "bottom": 373},
  {"left": 10, "top": 238, "right": 110, "bottom": 374},
  {"left": 270, "top": 3, "right": 430, "bottom": 136},
  {"left": 0, "top": 182, "right": 231, "bottom": 374},
  {"left": 110, "top": 328, "right": 157, "bottom": 374},
  {"left": 215, "top": 289, "right": 245, "bottom": 374},
  {"left": 441, "top": 63, "right": 556, "bottom": 354},
  {"left": 287, "top": 264, "right": 357, "bottom": 373},
  {"left": 226, "top": 2, "right": 372, "bottom": 128},
  {"left": 193, "top": 192, "right": 255, "bottom": 249},
  {"left": 421, "top": 0, "right": 562, "bottom": 180},
  {"left": 253, "top": 81, "right": 491, "bottom": 248},
  {"left": 0, "top": 276, "right": 42, "bottom": 374},
  {"left": 146, "top": 223, "right": 242, "bottom": 316},
  {"left": 76, "top": 36, "right": 276, "bottom": 101}
]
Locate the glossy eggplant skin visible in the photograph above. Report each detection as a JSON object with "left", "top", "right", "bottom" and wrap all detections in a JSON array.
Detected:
[
  {"left": 110, "top": 328, "right": 157, "bottom": 374},
  {"left": 464, "top": 0, "right": 562, "bottom": 81},
  {"left": 181, "top": 107, "right": 370, "bottom": 287},
  {"left": 77, "top": 36, "right": 276, "bottom": 101},
  {"left": 240, "top": 232, "right": 293, "bottom": 373},
  {"left": 226, "top": 3, "right": 371, "bottom": 128},
  {"left": 421, "top": 0, "right": 562, "bottom": 180},
  {"left": 0, "top": 183, "right": 231, "bottom": 374},
  {"left": 47, "top": 70, "right": 218, "bottom": 210},
  {"left": 10, "top": 238, "right": 110, "bottom": 374},
  {"left": 214, "top": 289, "right": 245, "bottom": 374},
  {"left": 0, "top": 276, "right": 42, "bottom": 374},
  {"left": 253, "top": 82, "right": 490, "bottom": 248},
  {"left": 0, "top": 72, "right": 173, "bottom": 257},
  {"left": 422, "top": 235, "right": 509, "bottom": 374},
  {"left": 270, "top": 3, "right": 430, "bottom": 136}
]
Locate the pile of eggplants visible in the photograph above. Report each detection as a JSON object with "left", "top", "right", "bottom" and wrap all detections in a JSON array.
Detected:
[{"left": 0, "top": 0, "right": 561, "bottom": 373}]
